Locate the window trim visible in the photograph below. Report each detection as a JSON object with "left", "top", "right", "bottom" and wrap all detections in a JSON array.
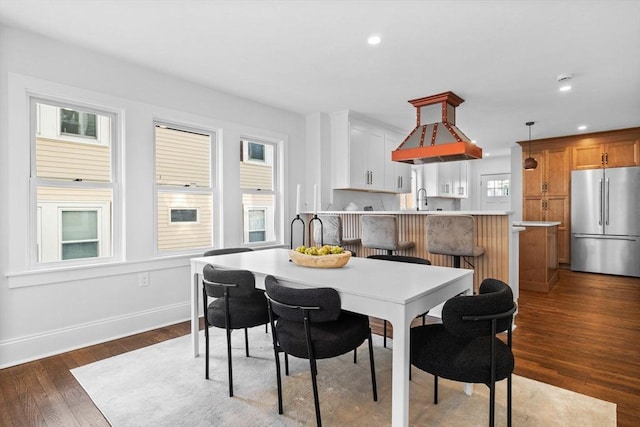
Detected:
[
  {"left": 240, "top": 137, "right": 281, "bottom": 247},
  {"left": 153, "top": 121, "right": 216, "bottom": 255},
  {"left": 30, "top": 96, "right": 121, "bottom": 269}
]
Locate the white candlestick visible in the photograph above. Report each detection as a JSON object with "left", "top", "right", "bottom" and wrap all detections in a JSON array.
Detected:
[
  {"left": 313, "top": 184, "right": 318, "bottom": 214},
  {"left": 296, "top": 184, "right": 301, "bottom": 215}
]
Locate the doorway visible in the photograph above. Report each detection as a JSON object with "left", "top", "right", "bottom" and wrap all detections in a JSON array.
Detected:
[{"left": 480, "top": 173, "right": 511, "bottom": 211}]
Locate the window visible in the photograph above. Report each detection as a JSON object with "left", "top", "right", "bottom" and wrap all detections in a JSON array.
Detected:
[
  {"left": 60, "top": 108, "right": 97, "bottom": 138},
  {"left": 32, "top": 99, "right": 117, "bottom": 264},
  {"left": 242, "top": 140, "right": 266, "bottom": 163},
  {"left": 61, "top": 210, "right": 99, "bottom": 259},
  {"left": 169, "top": 208, "right": 199, "bottom": 223},
  {"left": 248, "top": 142, "right": 265, "bottom": 161},
  {"left": 155, "top": 124, "right": 213, "bottom": 252},
  {"left": 240, "top": 139, "right": 279, "bottom": 245},
  {"left": 247, "top": 209, "right": 267, "bottom": 242},
  {"left": 486, "top": 179, "right": 510, "bottom": 197}
]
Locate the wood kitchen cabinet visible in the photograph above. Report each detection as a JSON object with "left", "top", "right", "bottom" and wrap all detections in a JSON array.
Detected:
[
  {"left": 518, "top": 222, "right": 559, "bottom": 292},
  {"left": 522, "top": 146, "right": 570, "bottom": 264},
  {"left": 518, "top": 127, "right": 640, "bottom": 266},
  {"left": 573, "top": 138, "right": 639, "bottom": 169}
]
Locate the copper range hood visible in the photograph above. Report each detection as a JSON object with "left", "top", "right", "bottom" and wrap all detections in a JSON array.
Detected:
[{"left": 392, "top": 91, "right": 482, "bottom": 164}]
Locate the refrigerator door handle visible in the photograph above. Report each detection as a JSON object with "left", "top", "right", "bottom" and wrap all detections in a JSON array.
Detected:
[
  {"left": 598, "top": 178, "right": 603, "bottom": 226},
  {"left": 605, "top": 178, "right": 610, "bottom": 226},
  {"left": 573, "top": 234, "right": 638, "bottom": 242}
]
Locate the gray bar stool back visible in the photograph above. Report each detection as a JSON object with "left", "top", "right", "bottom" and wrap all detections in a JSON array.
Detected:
[
  {"left": 361, "top": 215, "right": 415, "bottom": 255},
  {"left": 313, "top": 215, "right": 360, "bottom": 255},
  {"left": 426, "top": 215, "right": 484, "bottom": 268}
]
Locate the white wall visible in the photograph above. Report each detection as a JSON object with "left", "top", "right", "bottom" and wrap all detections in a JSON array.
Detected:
[{"left": 0, "top": 26, "right": 306, "bottom": 367}]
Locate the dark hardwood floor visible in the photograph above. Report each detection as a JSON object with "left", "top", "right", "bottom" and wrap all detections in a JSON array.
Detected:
[
  {"left": 1, "top": 270, "right": 638, "bottom": 426},
  {"left": 512, "top": 270, "right": 640, "bottom": 427}
]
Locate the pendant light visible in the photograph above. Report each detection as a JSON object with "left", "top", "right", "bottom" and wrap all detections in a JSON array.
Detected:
[{"left": 523, "top": 121, "right": 538, "bottom": 170}]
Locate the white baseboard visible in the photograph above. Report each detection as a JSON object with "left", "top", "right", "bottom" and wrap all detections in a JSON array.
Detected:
[{"left": 0, "top": 302, "right": 190, "bottom": 369}]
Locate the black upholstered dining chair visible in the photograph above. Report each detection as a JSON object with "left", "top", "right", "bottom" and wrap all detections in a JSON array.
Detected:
[
  {"left": 264, "top": 275, "right": 377, "bottom": 427},
  {"left": 204, "top": 247, "right": 268, "bottom": 332},
  {"left": 201, "top": 256, "right": 270, "bottom": 397},
  {"left": 367, "top": 254, "right": 432, "bottom": 348},
  {"left": 410, "top": 278, "right": 516, "bottom": 427}
]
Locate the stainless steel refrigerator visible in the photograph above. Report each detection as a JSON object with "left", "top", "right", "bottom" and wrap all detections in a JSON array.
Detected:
[{"left": 571, "top": 165, "right": 640, "bottom": 277}]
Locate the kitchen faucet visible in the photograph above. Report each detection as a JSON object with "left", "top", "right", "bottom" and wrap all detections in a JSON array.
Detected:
[{"left": 416, "top": 187, "right": 427, "bottom": 211}]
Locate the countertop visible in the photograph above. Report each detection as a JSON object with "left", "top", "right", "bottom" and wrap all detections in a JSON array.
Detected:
[
  {"left": 512, "top": 221, "right": 561, "bottom": 227},
  {"left": 304, "top": 210, "right": 513, "bottom": 216}
]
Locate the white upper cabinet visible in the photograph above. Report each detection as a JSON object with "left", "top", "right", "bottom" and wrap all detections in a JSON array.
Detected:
[
  {"left": 384, "top": 131, "right": 412, "bottom": 193},
  {"left": 423, "top": 161, "right": 468, "bottom": 198},
  {"left": 348, "top": 124, "right": 385, "bottom": 190},
  {"left": 331, "top": 110, "right": 411, "bottom": 193}
]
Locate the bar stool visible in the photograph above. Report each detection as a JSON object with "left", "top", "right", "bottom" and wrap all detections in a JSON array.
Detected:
[
  {"left": 426, "top": 215, "right": 484, "bottom": 268},
  {"left": 361, "top": 215, "right": 415, "bottom": 255},
  {"left": 312, "top": 215, "right": 361, "bottom": 256}
]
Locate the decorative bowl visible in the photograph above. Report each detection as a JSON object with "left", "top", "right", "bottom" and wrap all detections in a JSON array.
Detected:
[{"left": 289, "top": 250, "right": 352, "bottom": 268}]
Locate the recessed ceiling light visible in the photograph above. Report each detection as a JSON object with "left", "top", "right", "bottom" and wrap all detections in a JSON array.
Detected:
[
  {"left": 557, "top": 73, "right": 573, "bottom": 92},
  {"left": 578, "top": 125, "right": 587, "bottom": 131},
  {"left": 367, "top": 35, "right": 381, "bottom": 45}
]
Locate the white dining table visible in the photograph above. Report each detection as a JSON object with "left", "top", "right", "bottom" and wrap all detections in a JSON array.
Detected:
[{"left": 189, "top": 248, "right": 473, "bottom": 427}]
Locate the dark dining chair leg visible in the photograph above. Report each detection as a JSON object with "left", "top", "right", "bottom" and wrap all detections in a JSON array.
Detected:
[
  {"left": 267, "top": 304, "right": 283, "bottom": 414},
  {"left": 204, "top": 325, "right": 209, "bottom": 379},
  {"left": 367, "top": 330, "right": 378, "bottom": 401},
  {"left": 353, "top": 348, "right": 357, "bottom": 363},
  {"left": 202, "top": 287, "right": 210, "bottom": 379},
  {"left": 226, "top": 326, "right": 234, "bottom": 397},
  {"left": 434, "top": 375, "right": 438, "bottom": 404},
  {"left": 302, "top": 314, "right": 322, "bottom": 427},
  {"left": 284, "top": 353, "right": 289, "bottom": 376},
  {"left": 308, "top": 356, "right": 322, "bottom": 427},
  {"left": 274, "top": 352, "right": 284, "bottom": 414},
  {"left": 244, "top": 328, "right": 249, "bottom": 357},
  {"left": 507, "top": 373, "right": 512, "bottom": 427}
]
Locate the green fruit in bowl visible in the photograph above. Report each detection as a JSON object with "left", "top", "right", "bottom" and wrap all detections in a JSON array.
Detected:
[
  {"left": 304, "top": 246, "right": 319, "bottom": 255},
  {"left": 318, "top": 245, "right": 331, "bottom": 255},
  {"left": 294, "top": 245, "right": 345, "bottom": 256}
]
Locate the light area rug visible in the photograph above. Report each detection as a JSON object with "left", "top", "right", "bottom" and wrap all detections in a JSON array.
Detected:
[{"left": 71, "top": 326, "right": 616, "bottom": 427}]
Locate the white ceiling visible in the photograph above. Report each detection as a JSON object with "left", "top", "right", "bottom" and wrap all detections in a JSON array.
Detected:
[{"left": 1, "top": 0, "right": 639, "bottom": 156}]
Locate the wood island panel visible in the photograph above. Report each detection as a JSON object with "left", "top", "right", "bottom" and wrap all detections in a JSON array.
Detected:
[
  {"left": 518, "top": 225, "right": 559, "bottom": 292},
  {"left": 308, "top": 212, "right": 511, "bottom": 294}
]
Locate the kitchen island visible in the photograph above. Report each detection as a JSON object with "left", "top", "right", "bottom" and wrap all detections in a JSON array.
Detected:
[
  {"left": 303, "top": 210, "right": 514, "bottom": 294},
  {"left": 514, "top": 221, "right": 560, "bottom": 292}
]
